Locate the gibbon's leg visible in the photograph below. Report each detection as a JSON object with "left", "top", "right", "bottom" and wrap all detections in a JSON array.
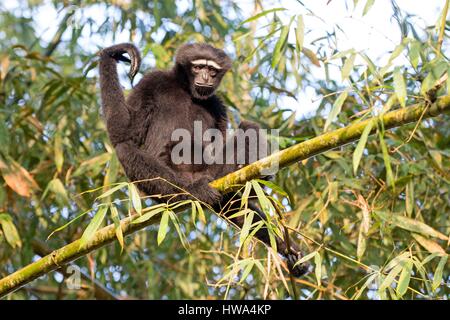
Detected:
[
  {"left": 115, "top": 141, "right": 222, "bottom": 205},
  {"left": 216, "top": 194, "right": 309, "bottom": 277}
]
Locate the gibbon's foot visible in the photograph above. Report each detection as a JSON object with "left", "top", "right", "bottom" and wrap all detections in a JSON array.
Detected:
[{"left": 286, "top": 251, "right": 310, "bottom": 278}]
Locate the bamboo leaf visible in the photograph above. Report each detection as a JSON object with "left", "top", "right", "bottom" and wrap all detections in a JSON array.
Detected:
[
  {"left": 293, "top": 251, "right": 317, "bottom": 268},
  {"left": 240, "top": 210, "right": 254, "bottom": 244},
  {"left": 396, "top": 260, "right": 413, "bottom": 298},
  {"left": 432, "top": 255, "right": 448, "bottom": 291},
  {"left": 341, "top": 53, "right": 356, "bottom": 81},
  {"left": 379, "top": 263, "right": 402, "bottom": 292},
  {"left": 239, "top": 260, "right": 255, "bottom": 284},
  {"left": 195, "top": 201, "right": 206, "bottom": 224},
  {"left": 272, "top": 25, "right": 290, "bottom": 68},
  {"left": 405, "top": 180, "right": 414, "bottom": 216},
  {"left": 0, "top": 213, "right": 22, "bottom": 248},
  {"left": 240, "top": 8, "right": 286, "bottom": 25},
  {"left": 324, "top": 90, "right": 348, "bottom": 131},
  {"left": 314, "top": 252, "right": 322, "bottom": 286},
  {"left": 363, "top": 0, "right": 375, "bottom": 16},
  {"left": 79, "top": 206, "right": 108, "bottom": 249},
  {"left": 353, "top": 120, "right": 374, "bottom": 175},
  {"left": 128, "top": 183, "right": 142, "bottom": 215},
  {"left": 0, "top": 157, "right": 40, "bottom": 198},
  {"left": 54, "top": 131, "right": 64, "bottom": 173},
  {"left": 412, "top": 234, "right": 446, "bottom": 255},
  {"left": 132, "top": 207, "right": 165, "bottom": 224},
  {"left": 393, "top": 67, "right": 407, "bottom": 107},
  {"left": 96, "top": 182, "right": 128, "bottom": 200},
  {"left": 295, "top": 14, "right": 304, "bottom": 53},
  {"left": 375, "top": 211, "right": 448, "bottom": 240},
  {"left": 157, "top": 210, "right": 170, "bottom": 245},
  {"left": 110, "top": 205, "right": 124, "bottom": 251}
]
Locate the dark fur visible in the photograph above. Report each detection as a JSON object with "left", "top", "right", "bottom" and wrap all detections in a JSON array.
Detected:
[{"left": 98, "top": 43, "right": 308, "bottom": 277}]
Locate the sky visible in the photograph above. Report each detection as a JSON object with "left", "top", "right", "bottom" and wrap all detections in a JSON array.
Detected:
[{"left": 2, "top": 0, "right": 447, "bottom": 116}]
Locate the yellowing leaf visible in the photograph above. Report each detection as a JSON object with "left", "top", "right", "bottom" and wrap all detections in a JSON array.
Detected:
[
  {"left": 375, "top": 211, "right": 448, "bottom": 240},
  {"left": 302, "top": 47, "right": 321, "bottom": 67},
  {"left": 110, "top": 205, "right": 124, "bottom": 251},
  {"left": 412, "top": 234, "right": 446, "bottom": 255},
  {"left": 0, "top": 158, "right": 39, "bottom": 198}
]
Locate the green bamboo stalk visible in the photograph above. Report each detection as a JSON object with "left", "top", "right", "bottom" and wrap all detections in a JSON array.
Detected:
[{"left": 0, "top": 95, "right": 449, "bottom": 298}]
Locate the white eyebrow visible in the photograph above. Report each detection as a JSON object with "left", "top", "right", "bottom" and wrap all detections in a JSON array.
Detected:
[
  {"left": 191, "top": 59, "right": 207, "bottom": 65},
  {"left": 191, "top": 59, "right": 222, "bottom": 70},
  {"left": 206, "top": 60, "right": 222, "bottom": 69}
]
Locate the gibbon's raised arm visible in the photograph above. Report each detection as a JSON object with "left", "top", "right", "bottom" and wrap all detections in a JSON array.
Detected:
[{"left": 98, "top": 43, "right": 141, "bottom": 146}]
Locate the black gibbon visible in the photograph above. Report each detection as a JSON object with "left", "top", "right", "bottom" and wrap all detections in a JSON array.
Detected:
[{"left": 98, "top": 43, "right": 308, "bottom": 277}]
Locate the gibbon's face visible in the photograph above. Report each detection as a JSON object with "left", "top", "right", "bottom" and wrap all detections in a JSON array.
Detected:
[{"left": 189, "top": 59, "right": 223, "bottom": 99}]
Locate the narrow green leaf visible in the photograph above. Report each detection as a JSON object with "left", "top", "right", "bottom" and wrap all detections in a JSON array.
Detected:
[
  {"left": 240, "top": 8, "right": 286, "bottom": 25},
  {"left": 353, "top": 273, "right": 378, "bottom": 300},
  {"left": 240, "top": 181, "right": 252, "bottom": 209},
  {"left": 388, "top": 43, "right": 405, "bottom": 64},
  {"left": 195, "top": 201, "right": 206, "bottom": 224},
  {"left": 240, "top": 210, "right": 254, "bottom": 244},
  {"left": 0, "top": 213, "right": 22, "bottom": 248},
  {"left": 353, "top": 120, "right": 374, "bottom": 175},
  {"left": 54, "top": 131, "right": 63, "bottom": 173},
  {"left": 110, "top": 205, "right": 124, "bottom": 251},
  {"left": 128, "top": 183, "right": 142, "bottom": 215},
  {"left": 295, "top": 15, "right": 304, "bottom": 53},
  {"left": 393, "top": 67, "right": 406, "bottom": 107},
  {"left": 396, "top": 260, "right": 413, "bottom": 298},
  {"left": 191, "top": 201, "right": 197, "bottom": 224},
  {"left": 239, "top": 260, "right": 255, "bottom": 284},
  {"left": 50, "top": 178, "right": 70, "bottom": 206},
  {"left": 379, "top": 263, "right": 402, "bottom": 292},
  {"left": 254, "top": 179, "right": 288, "bottom": 198},
  {"left": 157, "top": 210, "right": 170, "bottom": 245},
  {"left": 409, "top": 40, "right": 420, "bottom": 68},
  {"left": 432, "top": 255, "right": 448, "bottom": 291},
  {"left": 168, "top": 210, "right": 189, "bottom": 249},
  {"left": 324, "top": 90, "right": 348, "bottom": 131},
  {"left": 379, "top": 131, "right": 394, "bottom": 188},
  {"left": 96, "top": 182, "right": 128, "bottom": 200},
  {"left": 132, "top": 207, "right": 165, "bottom": 224},
  {"left": 363, "top": 0, "right": 375, "bottom": 15},
  {"left": 341, "top": 53, "right": 356, "bottom": 81},
  {"left": 79, "top": 206, "right": 108, "bottom": 248},
  {"left": 405, "top": 181, "right": 414, "bottom": 216},
  {"left": 375, "top": 211, "right": 448, "bottom": 240},
  {"left": 272, "top": 25, "right": 290, "bottom": 68},
  {"left": 293, "top": 250, "right": 317, "bottom": 268},
  {"left": 314, "top": 252, "right": 322, "bottom": 286},
  {"left": 251, "top": 180, "right": 273, "bottom": 215}
]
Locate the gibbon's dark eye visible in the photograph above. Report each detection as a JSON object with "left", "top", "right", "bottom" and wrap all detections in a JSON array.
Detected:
[
  {"left": 192, "top": 65, "right": 201, "bottom": 72},
  {"left": 208, "top": 67, "right": 217, "bottom": 77}
]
